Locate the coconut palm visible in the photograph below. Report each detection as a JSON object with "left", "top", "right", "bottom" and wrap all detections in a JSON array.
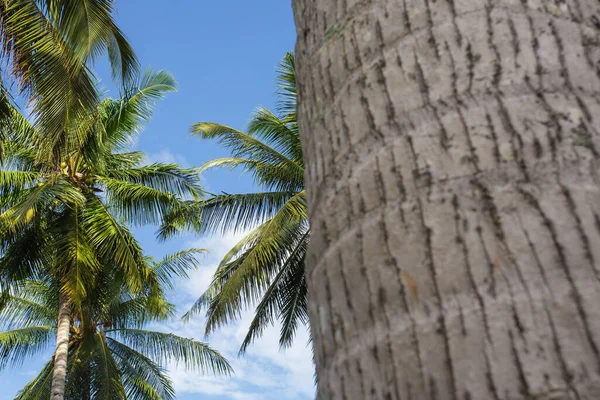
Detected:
[
  {"left": 0, "top": 68, "right": 202, "bottom": 399},
  {"left": 0, "top": 0, "right": 138, "bottom": 159},
  {"left": 0, "top": 249, "right": 232, "bottom": 399},
  {"left": 161, "top": 53, "right": 309, "bottom": 353}
]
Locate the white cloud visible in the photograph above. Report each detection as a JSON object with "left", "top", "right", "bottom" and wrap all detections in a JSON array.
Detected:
[
  {"left": 145, "top": 149, "right": 189, "bottom": 166},
  {"left": 159, "top": 231, "right": 315, "bottom": 399}
]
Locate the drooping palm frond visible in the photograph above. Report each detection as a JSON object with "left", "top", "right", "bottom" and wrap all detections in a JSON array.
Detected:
[
  {"left": 185, "top": 191, "right": 298, "bottom": 236},
  {"left": 0, "top": 325, "right": 54, "bottom": 368},
  {"left": 0, "top": 281, "right": 57, "bottom": 328},
  {"left": 0, "top": 177, "right": 86, "bottom": 230},
  {"left": 80, "top": 194, "right": 147, "bottom": 293},
  {"left": 106, "top": 328, "right": 232, "bottom": 376},
  {"left": 90, "top": 331, "right": 127, "bottom": 399},
  {"left": 238, "top": 229, "right": 308, "bottom": 353},
  {"left": 109, "top": 339, "right": 175, "bottom": 400},
  {"left": 38, "top": 0, "right": 139, "bottom": 82},
  {"left": 200, "top": 206, "right": 308, "bottom": 335},
  {"left": 0, "top": 0, "right": 98, "bottom": 158},
  {"left": 52, "top": 205, "right": 102, "bottom": 304},
  {"left": 14, "top": 358, "right": 54, "bottom": 399}
]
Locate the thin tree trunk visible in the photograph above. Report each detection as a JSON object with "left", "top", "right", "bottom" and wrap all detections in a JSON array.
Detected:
[
  {"left": 50, "top": 292, "right": 70, "bottom": 400},
  {"left": 293, "top": 0, "right": 600, "bottom": 398}
]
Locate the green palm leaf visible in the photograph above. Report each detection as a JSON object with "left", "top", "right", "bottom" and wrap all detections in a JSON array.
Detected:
[
  {"left": 106, "top": 163, "right": 203, "bottom": 200},
  {"left": 90, "top": 332, "right": 126, "bottom": 400},
  {"left": 40, "top": 0, "right": 139, "bottom": 81},
  {"left": 106, "top": 328, "right": 233, "bottom": 375},
  {"left": 0, "top": 0, "right": 98, "bottom": 158},
  {"left": 150, "top": 248, "right": 205, "bottom": 290},
  {"left": 201, "top": 157, "right": 302, "bottom": 193},
  {"left": 199, "top": 193, "right": 308, "bottom": 334},
  {"left": 247, "top": 107, "right": 302, "bottom": 165},
  {"left": 191, "top": 122, "right": 303, "bottom": 177},
  {"left": 80, "top": 195, "right": 146, "bottom": 293},
  {"left": 108, "top": 338, "right": 176, "bottom": 400},
  {"left": 239, "top": 230, "right": 308, "bottom": 353},
  {"left": 179, "top": 53, "right": 310, "bottom": 353},
  {"left": 0, "top": 325, "right": 54, "bottom": 368},
  {"left": 0, "top": 292, "right": 56, "bottom": 328},
  {"left": 14, "top": 359, "right": 54, "bottom": 399}
]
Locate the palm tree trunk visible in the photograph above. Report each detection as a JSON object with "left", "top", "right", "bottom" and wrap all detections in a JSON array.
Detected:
[
  {"left": 50, "top": 292, "right": 70, "bottom": 400},
  {"left": 293, "top": 0, "right": 600, "bottom": 398}
]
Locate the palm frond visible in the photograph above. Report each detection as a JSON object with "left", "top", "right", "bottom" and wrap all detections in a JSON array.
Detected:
[
  {"left": 199, "top": 194, "right": 308, "bottom": 334},
  {"left": 0, "top": 170, "right": 40, "bottom": 194},
  {"left": 0, "top": 293, "right": 56, "bottom": 328},
  {"left": 98, "top": 176, "right": 180, "bottom": 226},
  {"left": 105, "top": 163, "right": 203, "bottom": 200},
  {"left": 14, "top": 358, "right": 54, "bottom": 400},
  {"left": 0, "top": 326, "right": 54, "bottom": 369},
  {"left": 104, "top": 69, "right": 176, "bottom": 148},
  {"left": 150, "top": 248, "right": 206, "bottom": 291},
  {"left": 238, "top": 230, "right": 308, "bottom": 353},
  {"left": 90, "top": 332, "right": 126, "bottom": 399},
  {"left": 108, "top": 296, "right": 174, "bottom": 330},
  {"left": 80, "top": 195, "right": 146, "bottom": 293},
  {"left": 201, "top": 157, "right": 302, "bottom": 193},
  {"left": 277, "top": 248, "right": 308, "bottom": 349},
  {"left": 191, "top": 122, "right": 303, "bottom": 176},
  {"left": 0, "top": 177, "right": 85, "bottom": 230},
  {"left": 41, "top": 0, "right": 139, "bottom": 82},
  {"left": 275, "top": 52, "right": 296, "bottom": 119},
  {"left": 106, "top": 328, "right": 233, "bottom": 376},
  {"left": 0, "top": 0, "right": 98, "bottom": 159},
  {"left": 0, "top": 214, "right": 52, "bottom": 295},
  {"left": 78, "top": 69, "right": 176, "bottom": 172},
  {"left": 52, "top": 206, "right": 101, "bottom": 304},
  {"left": 193, "top": 191, "right": 299, "bottom": 236},
  {"left": 247, "top": 107, "right": 302, "bottom": 165},
  {"left": 108, "top": 338, "right": 176, "bottom": 400}
]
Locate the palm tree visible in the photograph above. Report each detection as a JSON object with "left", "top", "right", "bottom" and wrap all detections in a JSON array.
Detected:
[
  {"left": 0, "top": 249, "right": 232, "bottom": 399},
  {"left": 161, "top": 53, "right": 309, "bottom": 353},
  {"left": 0, "top": 0, "right": 138, "bottom": 159},
  {"left": 0, "top": 68, "right": 202, "bottom": 399}
]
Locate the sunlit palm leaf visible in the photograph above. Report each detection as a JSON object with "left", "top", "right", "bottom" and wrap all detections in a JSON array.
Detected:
[
  {"left": 14, "top": 358, "right": 53, "bottom": 399},
  {"left": 107, "top": 328, "right": 232, "bottom": 375},
  {"left": 191, "top": 122, "right": 303, "bottom": 177},
  {"left": 150, "top": 248, "right": 205, "bottom": 290},
  {"left": 40, "top": 0, "right": 139, "bottom": 81},
  {"left": 0, "top": 325, "right": 54, "bottom": 368}
]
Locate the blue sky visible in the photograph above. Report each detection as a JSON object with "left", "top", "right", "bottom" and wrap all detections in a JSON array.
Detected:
[{"left": 0, "top": 1, "right": 314, "bottom": 399}]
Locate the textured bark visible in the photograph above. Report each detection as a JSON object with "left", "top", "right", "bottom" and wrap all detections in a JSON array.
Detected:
[
  {"left": 293, "top": 0, "right": 600, "bottom": 399},
  {"left": 50, "top": 292, "right": 70, "bottom": 400}
]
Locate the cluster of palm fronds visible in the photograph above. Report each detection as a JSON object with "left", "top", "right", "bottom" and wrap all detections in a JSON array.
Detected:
[
  {"left": 162, "top": 53, "right": 310, "bottom": 354},
  {"left": 2, "top": 250, "right": 230, "bottom": 399},
  {"left": 0, "top": 2, "right": 232, "bottom": 399}
]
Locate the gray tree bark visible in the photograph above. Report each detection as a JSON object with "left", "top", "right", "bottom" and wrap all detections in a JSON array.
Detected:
[
  {"left": 50, "top": 292, "right": 70, "bottom": 400},
  {"left": 293, "top": 0, "right": 600, "bottom": 398}
]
